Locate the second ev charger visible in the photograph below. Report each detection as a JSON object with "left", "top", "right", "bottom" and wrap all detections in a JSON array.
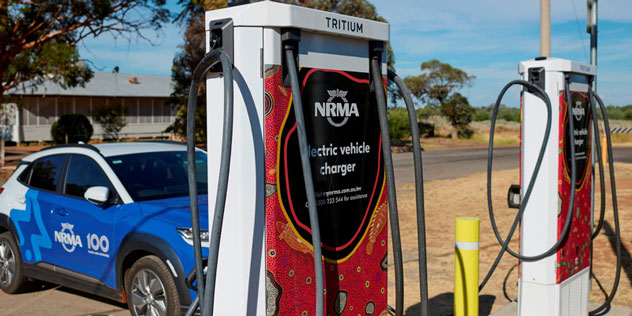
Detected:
[
  {"left": 519, "top": 58, "right": 595, "bottom": 316},
  {"left": 204, "top": 2, "right": 392, "bottom": 315},
  {"left": 480, "top": 56, "right": 620, "bottom": 315}
]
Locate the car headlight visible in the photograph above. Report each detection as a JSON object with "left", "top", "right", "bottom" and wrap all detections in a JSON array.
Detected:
[{"left": 176, "top": 227, "right": 209, "bottom": 245}]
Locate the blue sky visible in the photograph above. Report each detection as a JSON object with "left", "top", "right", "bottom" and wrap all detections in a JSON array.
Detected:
[{"left": 78, "top": 0, "right": 632, "bottom": 107}]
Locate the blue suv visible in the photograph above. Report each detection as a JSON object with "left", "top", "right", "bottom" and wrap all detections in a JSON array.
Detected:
[{"left": 0, "top": 142, "right": 208, "bottom": 316}]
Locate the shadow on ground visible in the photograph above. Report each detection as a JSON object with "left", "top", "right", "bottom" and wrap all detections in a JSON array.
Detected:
[
  {"left": 58, "top": 286, "right": 127, "bottom": 310},
  {"left": 604, "top": 221, "right": 632, "bottom": 292},
  {"left": 21, "top": 281, "right": 127, "bottom": 310},
  {"left": 404, "top": 293, "right": 495, "bottom": 316}
]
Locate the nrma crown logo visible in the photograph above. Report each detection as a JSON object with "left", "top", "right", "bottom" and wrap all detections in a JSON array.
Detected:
[
  {"left": 314, "top": 89, "right": 359, "bottom": 127},
  {"left": 573, "top": 101, "right": 585, "bottom": 121},
  {"left": 54, "top": 222, "right": 82, "bottom": 253}
]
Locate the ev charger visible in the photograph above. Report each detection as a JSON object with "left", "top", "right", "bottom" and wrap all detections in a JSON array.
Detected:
[
  {"left": 518, "top": 58, "right": 596, "bottom": 316},
  {"left": 203, "top": 2, "right": 389, "bottom": 315}
]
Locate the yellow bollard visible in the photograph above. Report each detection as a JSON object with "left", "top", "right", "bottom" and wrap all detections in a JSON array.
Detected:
[{"left": 454, "top": 217, "right": 480, "bottom": 316}]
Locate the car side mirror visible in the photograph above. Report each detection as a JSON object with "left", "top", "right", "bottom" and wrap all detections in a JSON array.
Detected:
[{"left": 84, "top": 186, "right": 110, "bottom": 206}]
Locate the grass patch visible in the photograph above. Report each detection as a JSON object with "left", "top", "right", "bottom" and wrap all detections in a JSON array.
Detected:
[
  {"left": 471, "top": 132, "right": 520, "bottom": 146},
  {"left": 610, "top": 133, "right": 632, "bottom": 144}
]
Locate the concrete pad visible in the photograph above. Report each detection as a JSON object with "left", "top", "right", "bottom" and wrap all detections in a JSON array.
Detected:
[{"left": 490, "top": 302, "right": 632, "bottom": 316}]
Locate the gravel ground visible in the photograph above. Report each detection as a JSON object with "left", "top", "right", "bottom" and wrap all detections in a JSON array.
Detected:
[{"left": 388, "top": 163, "right": 632, "bottom": 315}]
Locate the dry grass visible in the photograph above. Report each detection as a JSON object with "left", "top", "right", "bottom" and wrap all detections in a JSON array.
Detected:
[
  {"left": 611, "top": 133, "right": 632, "bottom": 145},
  {"left": 388, "top": 163, "right": 632, "bottom": 315}
]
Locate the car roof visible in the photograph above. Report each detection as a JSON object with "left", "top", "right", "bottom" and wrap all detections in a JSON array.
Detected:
[
  {"left": 23, "top": 141, "right": 195, "bottom": 162},
  {"left": 93, "top": 142, "right": 188, "bottom": 157}
]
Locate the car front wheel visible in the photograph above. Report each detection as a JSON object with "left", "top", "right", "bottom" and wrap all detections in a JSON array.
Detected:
[
  {"left": 0, "top": 232, "right": 30, "bottom": 294},
  {"left": 125, "top": 255, "right": 181, "bottom": 316}
]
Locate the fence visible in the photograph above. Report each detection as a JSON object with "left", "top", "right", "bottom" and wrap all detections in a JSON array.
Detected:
[{"left": 610, "top": 127, "right": 632, "bottom": 134}]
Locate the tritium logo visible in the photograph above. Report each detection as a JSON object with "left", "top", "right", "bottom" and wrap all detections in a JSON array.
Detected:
[
  {"left": 573, "top": 101, "right": 585, "bottom": 121},
  {"left": 314, "top": 89, "right": 359, "bottom": 127},
  {"left": 54, "top": 223, "right": 82, "bottom": 253}
]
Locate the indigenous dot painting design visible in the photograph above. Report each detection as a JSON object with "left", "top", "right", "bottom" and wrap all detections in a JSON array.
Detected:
[
  {"left": 264, "top": 64, "right": 388, "bottom": 315},
  {"left": 556, "top": 90, "right": 592, "bottom": 283}
]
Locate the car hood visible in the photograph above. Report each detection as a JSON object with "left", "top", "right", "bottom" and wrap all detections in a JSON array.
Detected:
[{"left": 138, "top": 195, "right": 209, "bottom": 229}]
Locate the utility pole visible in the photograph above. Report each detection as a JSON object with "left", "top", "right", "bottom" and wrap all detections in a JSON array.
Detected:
[
  {"left": 540, "top": 0, "right": 551, "bottom": 57},
  {"left": 587, "top": 0, "right": 598, "bottom": 90}
]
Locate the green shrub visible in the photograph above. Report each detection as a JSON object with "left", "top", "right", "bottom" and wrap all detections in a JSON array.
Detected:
[
  {"left": 51, "top": 114, "right": 93, "bottom": 144},
  {"left": 498, "top": 107, "right": 520, "bottom": 122},
  {"left": 388, "top": 107, "right": 411, "bottom": 141},
  {"left": 624, "top": 109, "right": 632, "bottom": 121},
  {"left": 605, "top": 105, "right": 624, "bottom": 120},
  {"left": 416, "top": 104, "right": 440, "bottom": 121},
  {"left": 473, "top": 110, "right": 490, "bottom": 121}
]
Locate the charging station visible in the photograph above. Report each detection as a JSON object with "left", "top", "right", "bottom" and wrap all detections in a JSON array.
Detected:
[
  {"left": 518, "top": 58, "right": 596, "bottom": 316},
  {"left": 189, "top": 4, "right": 620, "bottom": 316},
  {"left": 203, "top": 2, "right": 389, "bottom": 315}
]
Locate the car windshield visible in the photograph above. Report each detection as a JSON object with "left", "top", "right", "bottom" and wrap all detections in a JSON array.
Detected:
[{"left": 106, "top": 150, "right": 207, "bottom": 201}]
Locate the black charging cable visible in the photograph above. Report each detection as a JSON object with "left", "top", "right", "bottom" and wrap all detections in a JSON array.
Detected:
[
  {"left": 369, "top": 57, "right": 405, "bottom": 316},
  {"left": 387, "top": 70, "right": 429, "bottom": 316},
  {"left": 480, "top": 79, "right": 578, "bottom": 290},
  {"left": 283, "top": 46, "right": 326, "bottom": 316},
  {"left": 588, "top": 92, "right": 621, "bottom": 316},
  {"left": 590, "top": 92, "right": 607, "bottom": 241},
  {"left": 185, "top": 48, "right": 233, "bottom": 316}
]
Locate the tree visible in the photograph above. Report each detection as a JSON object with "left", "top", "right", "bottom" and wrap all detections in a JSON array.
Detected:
[
  {"left": 0, "top": 1, "right": 169, "bottom": 97},
  {"left": 51, "top": 114, "right": 93, "bottom": 144},
  {"left": 166, "top": 0, "right": 226, "bottom": 142},
  {"left": 440, "top": 93, "right": 474, "bottom": 139},
  {"left": 402, "top": 59, "right": 475, "bottom": 138},
  {"left": 93, "top": 104, "right": 127, "bottom": 140},
  {"left": 167, "top": 0, "right": 395, "bottom": 142}
]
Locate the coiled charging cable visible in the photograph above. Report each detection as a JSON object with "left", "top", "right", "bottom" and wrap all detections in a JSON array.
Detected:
[
  {"left": 185, "top": 48, "right": 233, "bottom": 316},
  {"left": 370, "top": 57, "right": 405, "bottom": 316},
  {"left": 480, "top": 79, "right": 579, "bottom": 290},
  {"left": 387, "top": 70, "right": 429, "bottom": 316},
  {"left": 184, "top": 45, "right": 327, "bottom": 316},
  {"left": 480, "top": 78, "right": 622, "bottom": 314},
  {"left": 184, "top": 44, "right": 434, "bottom": 316},
  {"left": 588, "top": 92, "right": 621, "bottom": 316}
]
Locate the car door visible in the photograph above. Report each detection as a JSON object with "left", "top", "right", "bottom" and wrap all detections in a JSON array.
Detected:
[
  {"left": 16, "top": 154, "right": 66, "bottom": 265},
  {"left": 47, "top": 154, "right": 118, "bottom": 282}
]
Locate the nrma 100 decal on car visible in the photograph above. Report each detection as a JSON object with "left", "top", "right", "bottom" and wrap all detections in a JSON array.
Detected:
[{"left": 53, "top": 223, "right": 110, "bottom": 258}]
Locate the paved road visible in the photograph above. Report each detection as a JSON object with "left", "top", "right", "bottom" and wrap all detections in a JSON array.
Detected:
[
  {"left": 394, "top": 146, "right": 519, "bottom": 183},
  {"left": 612, "top": 146, "right": 632, "bottom": 163},
  {"left": 0, "top": 146, "right": 630, "bottom": 315},
  {"left": 394, "top": 145, "right": 632, "bottom": 184}
]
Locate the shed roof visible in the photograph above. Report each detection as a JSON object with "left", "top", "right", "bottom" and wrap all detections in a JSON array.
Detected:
[{"left": 8, "top": 72, "right": 173, "bottom": 98}]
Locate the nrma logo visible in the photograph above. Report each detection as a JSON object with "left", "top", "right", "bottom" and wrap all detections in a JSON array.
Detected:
[
  {"left": 54, "top": 222, "right": 82, "bottom": 253},
  {"left": 573, "top": 101, "right": 585, "bottom": 121},
  {"left": 314, "top": 89, "right": 359, "bottom": 127}
]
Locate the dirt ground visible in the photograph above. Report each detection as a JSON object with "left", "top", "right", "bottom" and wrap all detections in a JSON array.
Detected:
[{"left": 388, "top": 163, "right": 632, "bottom": 315}]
